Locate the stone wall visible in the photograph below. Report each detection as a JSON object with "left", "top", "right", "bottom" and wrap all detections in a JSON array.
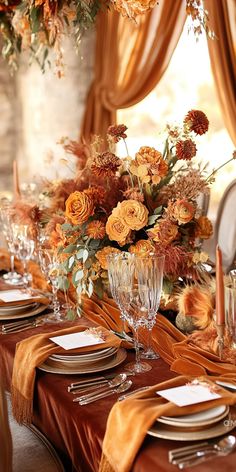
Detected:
[
  {"left": 0, "top": 31, "right": 95, "bottom": 195},
  {"left": 0, "top": 54, "right": 18, "bottom": 196}
]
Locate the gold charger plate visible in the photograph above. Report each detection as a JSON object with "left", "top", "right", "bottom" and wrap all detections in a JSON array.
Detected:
[
  {"left": 38, "top": 348, "right": 127, "bottom": 375},
  {"left": 148, "top": 413, "right": 235, "bottom": 441},
  {"left": 0, "top": 303, "right": 48, "bottom": 320}
]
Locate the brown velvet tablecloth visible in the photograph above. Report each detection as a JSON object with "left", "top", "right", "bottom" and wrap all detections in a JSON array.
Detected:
[{"left": 1, "top": 319, "right": 236, "bottom": 472}]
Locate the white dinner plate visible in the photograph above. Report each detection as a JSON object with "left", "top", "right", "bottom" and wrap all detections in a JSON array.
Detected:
[
  {"left": 38, "top": 348, "right": 127, "bottom": 375},
  {"left": 148, "top": 412, "right": 234, "bottom": 441},
  {"left": 0, "top": 302, "right": 37, "bottom": 315},
  {"left": 49, "top": 347, "right": 118, "bottom": 365},
  {"left": 52, "top": 346, "right": 116, "bottom": 361},
  {"left": 158, "top": 405, "right": 229, "bottom": 428},
  {"left": 0, "top": 303, "right": 48, "bottom": 320}
]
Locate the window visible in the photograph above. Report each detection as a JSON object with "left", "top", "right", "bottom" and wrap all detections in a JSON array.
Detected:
[{"left": 118, "top": 23, "right": 235, "bottom": 220}]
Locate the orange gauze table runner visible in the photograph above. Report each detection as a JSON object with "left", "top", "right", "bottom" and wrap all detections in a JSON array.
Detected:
[
  {"left": 99, "top": 375, "right": 236, "bottom": 472},
  {"left": 11, "top": 325, "right": 123, "bottom": 424}
]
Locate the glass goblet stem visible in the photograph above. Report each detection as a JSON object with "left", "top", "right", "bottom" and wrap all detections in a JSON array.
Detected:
[
  {"left": 10, "top": 253, "right": 14, "bottom": 273},
  {"left": 22, "top": 260, "right": 29, "bottom": 290},
  {"left": 52, "top": 285, "right": 60, "bottom": 318},
  {"left": 141, "top": 323, "right": 159, "bottom": 360},
  {"left": 133, "top": 325, "right": 142, "bottom": 371}
]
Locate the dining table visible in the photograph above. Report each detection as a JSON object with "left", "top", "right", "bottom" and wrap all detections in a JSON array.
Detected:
[{"left": 0, "top": 284, "right": 236, "bottom": 472}]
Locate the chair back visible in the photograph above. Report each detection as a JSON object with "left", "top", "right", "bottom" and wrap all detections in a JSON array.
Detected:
[{"left": 215, "top": 179, "right": 236, "bottom": 272}]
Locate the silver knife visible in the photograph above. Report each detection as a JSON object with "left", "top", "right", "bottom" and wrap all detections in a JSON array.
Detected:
[{"left": 215, "top": 380, "right": 236, "bottom": 391}]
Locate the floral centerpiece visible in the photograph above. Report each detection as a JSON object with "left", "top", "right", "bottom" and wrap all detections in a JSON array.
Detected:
[
  {"left": 39, "top": 109, "right": 218, "bottom": 313},
  {"left": 10, "top": 109, "right": 235, "bottom": 317}
]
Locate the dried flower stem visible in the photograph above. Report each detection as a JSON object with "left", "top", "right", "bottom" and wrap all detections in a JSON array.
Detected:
[{"left": 206, "top": 155, "right": 235, "bottom": 182}]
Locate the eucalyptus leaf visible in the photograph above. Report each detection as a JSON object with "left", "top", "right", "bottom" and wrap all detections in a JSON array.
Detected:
[
  {"left": 75, "top": 269, "right": 84, "bottom": 282},
  {"left": 83, "top": 249, "right": 89, "bottom": 263},
  {"left": 63, "top": 244, "right": 77, "bottom": 254},
  {"left": 68, "top": 256, "right": 75, "bottom": 269},
  {"left": 76, "top": 248, "right": 84, "bottom": 260}
]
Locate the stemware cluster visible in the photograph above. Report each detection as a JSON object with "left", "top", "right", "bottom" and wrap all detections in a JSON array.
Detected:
[{"left": 107, "top": 252, "right": 164, "bottom": 373}]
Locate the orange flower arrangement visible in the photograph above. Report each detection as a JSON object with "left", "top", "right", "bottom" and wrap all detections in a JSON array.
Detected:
[{"left": 31, "top": 109, "right": 234, "bottom": 304}]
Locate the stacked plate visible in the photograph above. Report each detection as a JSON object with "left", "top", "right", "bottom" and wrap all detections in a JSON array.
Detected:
[
  {"left": 0, "top": 301, "right": 47, "bottom": 321},
  {"left": 148, "top": 405, "right": 234, "bottom": 441},
  {"left": 38, "top": 346, "right": 127, "bottom": 375}
]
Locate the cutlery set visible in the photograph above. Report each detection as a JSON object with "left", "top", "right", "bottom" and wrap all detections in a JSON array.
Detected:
[
  {"left": 169, "top": 435, "right": 236, "bottom": 468},
  {"left": 1, "top": 317, "right": 45, "bottom": 334},
  {"left": 68, "top": 373, "right": 134, "bottom": 404}
]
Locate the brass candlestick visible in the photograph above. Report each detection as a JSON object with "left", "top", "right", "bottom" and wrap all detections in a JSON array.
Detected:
[{"left": 216, "top": 324, "right": 225, "bottom": 360}]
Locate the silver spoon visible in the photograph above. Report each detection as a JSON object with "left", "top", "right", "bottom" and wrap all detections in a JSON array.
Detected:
[
  {"left": 78, "top": 380, "right": 133, "bottom": 405},
  {"left": 73, "top": 373, "right": 127, "bottom": 402},
  {"left": 174, "top": 435, "right": 236, "bottom": 468}
]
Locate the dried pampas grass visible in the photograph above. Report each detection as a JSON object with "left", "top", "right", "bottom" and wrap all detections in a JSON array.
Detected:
[{"left": 177, "top": 276, "right": 215, "bottom": 330}]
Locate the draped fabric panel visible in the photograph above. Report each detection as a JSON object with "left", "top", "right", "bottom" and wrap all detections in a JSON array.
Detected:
[
  {"left": 205, "top": 0, "right": 236, "bottom": 145},
  {"left": 81, "top": 0, "right": 186, "bottom": 140}
]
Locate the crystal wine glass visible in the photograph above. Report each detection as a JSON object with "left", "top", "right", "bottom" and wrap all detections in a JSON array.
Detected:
[
  {"left": 106, "top": 252, "right": 131, "bottom": 340},
  {"left": 136, "top": 254, "right": 165, "bottom": 359},
  {"left": 113, "top": 253, "right": 152, "bottom": 373},
  {"left": 0, "top": 209, "right": 23, "bottom": 285},
  {"left": 38, "top": 248, "right": 66, "bottom": 322}
]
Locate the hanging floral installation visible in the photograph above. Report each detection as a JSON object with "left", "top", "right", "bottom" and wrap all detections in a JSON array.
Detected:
[{"left": 0, "top": 0, "right": 214, "bottom": 72}]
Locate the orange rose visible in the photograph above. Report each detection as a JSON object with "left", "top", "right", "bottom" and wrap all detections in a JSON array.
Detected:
[
  {"left": 96, "top": 247, "right": 121, "bottom": 270},
  {"left": 116, "top": 199, "right": 148, "bottom": 231},
  {"left": 172, "top": 199, "right": 195, "bottom": 225},
  {"left": 106, "top": 215, "right": 131, "bottom": 246},
  {"left": 129, "top": 239, "right": 155, "bottom": 257},
  {"left": 195, "top": 216, "right": 213, "bottom": 239},
  {"left": 65, "top": 191, "right": 94, "bottom": 225},
  {"left": 148, "top": 220, "right": 178, "bottom": 245}
]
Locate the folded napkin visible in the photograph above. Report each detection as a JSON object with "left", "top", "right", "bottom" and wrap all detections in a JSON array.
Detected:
[
  {"left": 81, "top": 294, "right": 130, "bottom": 334},
  {"left": 152, "top": 315, "right": 236, "bottom": 378},
  {"left": 99, "top": 375, "right": 236, "bottom": 472},
  {"left": 11, "top": 325, "right": 123, "bottom": 424}
]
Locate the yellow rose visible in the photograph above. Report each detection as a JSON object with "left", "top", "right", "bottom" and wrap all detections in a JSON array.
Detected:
[
  {"left": 117, "top": 199, "right": 149, "bottom": 231},
  {"left": 172, "top": 199, "right": 195, "bottom": 225},
  {"left": 65, "top": 191, "right": 95, "bottom": 225},
  {"left": 195, "top": 216, "right": 213, "bottom": 239},
  {"left": 96, "top": 247, "right": 121, "bottom": 270},
  {"left": 106, "top": 214, "right": 131, "bottom": 246}
]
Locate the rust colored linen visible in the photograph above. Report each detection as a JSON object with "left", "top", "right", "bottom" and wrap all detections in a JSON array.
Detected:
[
  {"left": 99, "top": 375, "right": 236, "bottom": 472},
  {"left": 11, "top": 325, "right": 123, "bottom": 424},
  {"left": 81, "top": 294, "right": 130, "bottom": 333},
  {"left": 0, "top": 384, "right": 12, "bottom": 472},
  {"left": 152, "top": 314, "right": 236, "bottom": 378}
]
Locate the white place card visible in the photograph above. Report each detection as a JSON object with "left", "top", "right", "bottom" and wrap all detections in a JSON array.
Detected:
[
  {"left": 156, "top": 384, "right": 221, "bottom": 407},
  {"left": 0, "top": 289, "right": 40, "bottom": 303},
  {"left": 50, "top": 331, "right": 105, "bottom": 351}
]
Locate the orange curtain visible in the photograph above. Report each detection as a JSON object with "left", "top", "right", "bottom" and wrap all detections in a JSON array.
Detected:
[
  {"left": 205, "top": 0, "right": 236, "bottom": 145},
  {"left": 81, "top": 0, "right": 186, "bottom": 141}
]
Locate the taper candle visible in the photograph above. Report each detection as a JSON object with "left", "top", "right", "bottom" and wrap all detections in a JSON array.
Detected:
[
  {"left": 13, "top": 160, "right": 21, "bottom": 200},
  {"left": 216, "top": 244, "right": 225, "bottom": 326}
]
